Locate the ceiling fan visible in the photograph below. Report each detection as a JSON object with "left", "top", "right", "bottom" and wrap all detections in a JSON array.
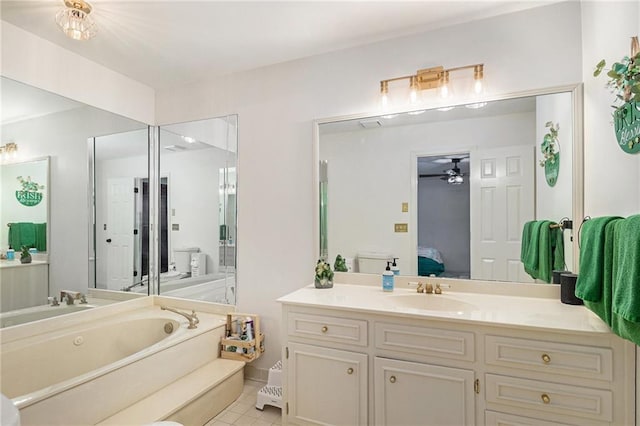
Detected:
[{"left": 419, "top": 158, "right": 466, "bottom": 184}]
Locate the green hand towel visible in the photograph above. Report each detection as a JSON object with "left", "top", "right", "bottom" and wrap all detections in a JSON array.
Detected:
[
  {"left": 552, "top": 227, "right": 565, "bottom": 272},
  {"left": 575, "top": 216, "right": 622, "bottom": 302},
  {"left": 523, "top": 221, "right": 547, "bottom": 279},
  {"left": 537, "top": 221, "right": 555, "bottom": 283},
  {"left": 612, "top": 214, "right": 640, "bottom": 323},
  {"left": 34, "top": 223, "right": 47, "bottom": 252},
  {"left": 520, "top": 221, "right": 534, "bottom": 263},
  {"left": 583, "top": 218, "right": 622, "bottom": 326},
  {"left": 8, "top": 222, "right": 36, "bottom": 250}
]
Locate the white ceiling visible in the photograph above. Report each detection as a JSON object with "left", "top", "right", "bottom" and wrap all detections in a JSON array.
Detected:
[{"left": 0, "top": 1, "right": 551, "bottom": 90}]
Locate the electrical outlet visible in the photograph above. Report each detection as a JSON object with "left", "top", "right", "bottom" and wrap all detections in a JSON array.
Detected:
[
  {"left": 172, "top": 224, "right": 179, "bottom": 231},
  {"left": 394, "top": 223, "right": 408, "bottom": 233},
  {"left": 402, "top": 202, "right": 408, "bottom": 212}
]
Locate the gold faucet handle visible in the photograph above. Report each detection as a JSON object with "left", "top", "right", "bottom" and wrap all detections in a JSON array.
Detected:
[
  {"left": 425, "top": 283, "right": 433, "bottom": 294},
  {"left": 434, "top": 283, "right": 442, "bottom": 294},
  {"left": 416, "top": 282, "right": 424, "bottom": 293}
]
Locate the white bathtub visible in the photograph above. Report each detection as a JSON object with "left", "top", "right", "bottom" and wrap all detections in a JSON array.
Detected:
[
  {"left": 0, "top": 297, "right": 233, "bottom": 425},
  {"left": 0, "top": 304, "right": 95, "bottom": 328}
]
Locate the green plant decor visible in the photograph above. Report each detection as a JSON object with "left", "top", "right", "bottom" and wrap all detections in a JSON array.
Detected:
[
  {"left": 20, "top": 245, "right": 32, "bottom": 264},
  {"left": 314, "top": 259, "right": 334, "bottom": 289},
  {"left": 539, "top": 121, "right": 560, "bottom": 187},
  {"left": 594, "top": 36, "right": 640, "bottom": 154},
  {"left": 334, "top": 254, "right": 348, "bottom": 272}
]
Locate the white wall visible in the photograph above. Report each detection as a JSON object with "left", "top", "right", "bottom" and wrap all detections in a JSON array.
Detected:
[
  {"left": 581, "top": 2, "right": 640, "bottom": 217},
  {"left": 1, "top": 22, "right": 155, "bottom": 125},
  {"left": 535, "top": 92, "right": 574, "bottom": 271},
  {"left": 1, "top": 107, "right": 146, "bottom": 297},
  {"left": 155, "top": 2, "right": 583, "bottom": 371}
]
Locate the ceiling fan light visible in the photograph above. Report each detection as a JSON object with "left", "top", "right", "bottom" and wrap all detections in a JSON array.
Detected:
[{"left": 55, "top": 0, "right": 97, "bottom": 41}]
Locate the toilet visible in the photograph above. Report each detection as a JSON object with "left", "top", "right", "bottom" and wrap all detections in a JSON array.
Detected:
[
  {"left": 357, "top": 251, "right": 392, "bottom": 273},
  {"left": 173, "top": 247, "right": 200, "bottom": 274}
]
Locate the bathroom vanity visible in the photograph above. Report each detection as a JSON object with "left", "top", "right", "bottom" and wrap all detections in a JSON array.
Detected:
[{"left": 279, "top": 280, "right": 636, "bottom": 425}]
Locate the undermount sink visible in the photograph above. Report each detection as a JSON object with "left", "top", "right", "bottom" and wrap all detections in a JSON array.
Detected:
[{"left": 388, "top": 293, "right": 478, "bottom": 312}]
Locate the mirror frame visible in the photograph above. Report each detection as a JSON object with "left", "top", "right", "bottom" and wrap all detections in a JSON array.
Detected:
[{"left": 312, "top": 84, "right": 584, "bottom": 281}]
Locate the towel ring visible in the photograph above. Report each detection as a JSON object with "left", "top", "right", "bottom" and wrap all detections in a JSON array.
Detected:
[{"left": 577, "top": 216, "right": 591, "bottom": 249}]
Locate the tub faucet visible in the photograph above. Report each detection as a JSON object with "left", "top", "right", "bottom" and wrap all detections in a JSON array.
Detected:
[
  {"left": 60, "top": 290, "right": 80, "bottom": 305},
  {"left": 160, "top": 306, "right": 199, "bottom": 329}
]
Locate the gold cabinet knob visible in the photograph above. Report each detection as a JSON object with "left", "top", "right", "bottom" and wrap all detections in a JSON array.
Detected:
[
  {"left": 389, "top": 375, "right": 396, "bottom": 383},
  {"left": 541, "top": 394, "right": 551, "bottom": 404},
  {"left": 541, "top": 353, "right": 551, "bottom": 364},
  {"left": 347, "top": 368, "right": 354, "bottom": 375},
  {"left": 321, "top": 326, "right": 328, "bottom": 333}
]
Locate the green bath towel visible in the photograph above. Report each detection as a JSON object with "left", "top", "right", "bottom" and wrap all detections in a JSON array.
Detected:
[
  {"left": 575, "top": 216, "right": 623, "bottom": 302},
  {"left": 612, "top": 214, "right": 640, "bottom": 323},
  {"left": 583, "top": 218, "right": 622, "bottom": 327},
  {"left": 520, "top": 221, "right": 535, "bottom": 263},
  {"left": 523, "top": 221, "right": 547, "bottom": 279},
  {"left": 522, "top": 220, "right": 561, "bottom": 283}
]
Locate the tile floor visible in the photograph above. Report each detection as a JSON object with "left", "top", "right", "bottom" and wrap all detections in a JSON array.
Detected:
[{"left": 205, "top": 379, "right": 282, "bottom": 426}]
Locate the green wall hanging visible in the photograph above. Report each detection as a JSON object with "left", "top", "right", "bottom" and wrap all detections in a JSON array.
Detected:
[
  {"left": 15, "top": 175, "right": 45, "bottom": 207},
  {"left": 539, "top": 121, "right": 560, "bottom": 187},
  {"left": 594, "top": 36, "right": 640, "bottom": 154}
]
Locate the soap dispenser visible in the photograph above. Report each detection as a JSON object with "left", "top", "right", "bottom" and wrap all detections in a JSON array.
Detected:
[
  {"left": 382, "top": 261, "right": 395, "bottom": 292},
  {"left": 391, "top": 258, "right": 400, "bottom": 275}
]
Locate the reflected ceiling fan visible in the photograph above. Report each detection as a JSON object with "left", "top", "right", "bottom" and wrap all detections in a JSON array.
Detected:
[{"left": 419, "top": 157, "right": 467, "bottom": 184}]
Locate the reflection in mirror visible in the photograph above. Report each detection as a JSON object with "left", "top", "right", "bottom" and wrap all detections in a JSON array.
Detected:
[
  {"left": 0, "top": 76, "right": 148, "bottom": 326},
  {"left": 157, "top": 116, "right": 238, "bottom": 304},
  {"left": 0, "top": 157, "right": 50, "bottom": 313},
  {"left": 318, "top": 87, "right": 580, "bottom": 283}
]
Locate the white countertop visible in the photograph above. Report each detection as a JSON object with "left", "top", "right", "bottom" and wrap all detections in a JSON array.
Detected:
[
  {"left": 0, "top": 259, "right": 48, "bottom": 269},
  {"left": 278, "top": 283, "right": 611, "bottom": 334}
]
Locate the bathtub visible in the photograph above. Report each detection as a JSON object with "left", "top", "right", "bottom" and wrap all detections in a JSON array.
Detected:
[{"left": 0, "top": 297, "right": 236, "bottom": 425}]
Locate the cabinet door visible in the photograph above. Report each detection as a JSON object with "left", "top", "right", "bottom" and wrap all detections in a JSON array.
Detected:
[
  {"left": 288, "top": 342, "right": 367, "bottom": 425},
  {"left": 375, "top": 357, "right": 475, "bottom": 426}
]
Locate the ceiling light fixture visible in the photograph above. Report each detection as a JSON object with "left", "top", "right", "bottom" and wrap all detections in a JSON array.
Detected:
[
  {"left": 379, "top": 63, "right": 484, "bottom": 106},
  {"left": 55, "top": 0, "right": 97, "bottom": 41}
]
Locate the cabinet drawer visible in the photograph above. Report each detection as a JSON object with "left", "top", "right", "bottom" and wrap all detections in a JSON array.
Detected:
[
  {"left": 375, "top": 322, "right": 474, "bottom": 362},
  {"left": 485, "top": 410, "right": 573, "bottom": 426},
  {"left": 485, "top": 335, "right": 613, "bottom": 381},
  {"left": 485, "top": 374, "right": 613, "bottom": 423},
  {"left": 288, "top": 312, "right": 367, "bottom": 347}
]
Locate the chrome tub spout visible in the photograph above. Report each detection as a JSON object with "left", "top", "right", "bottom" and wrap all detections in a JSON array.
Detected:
[{"left": 160, "top": 306, "right": 199, "bottom": 329}]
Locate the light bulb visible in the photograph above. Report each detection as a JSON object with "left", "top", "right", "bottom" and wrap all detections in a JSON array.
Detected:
[
  {"left": 439, "top": 71, "right": 450, "bottom": 99},
  {"left": 380, "top": 81, "right": 390, "bottom": 111},
  {"left": 474, "top": 79, "right": 483, "bottom": 94},
  {"left": 409, "top": 76, "right": 419, "bottom": 105}
]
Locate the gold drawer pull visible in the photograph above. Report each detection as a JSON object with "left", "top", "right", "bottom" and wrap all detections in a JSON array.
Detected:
[
  {"left": 389, "top": 375, "right": 396, "bottom": 383},
  {"left": 541, "top": 394, "right": 551, "bottom": 404},
  {"left": 347, "top": 368, "right": 354, "bottom": 375},
  {"left": 541, "top": 353, "right": 551, "bottom": 364},
  {"left": 321, "top": 326, "right": 328, "bottom": 333}
]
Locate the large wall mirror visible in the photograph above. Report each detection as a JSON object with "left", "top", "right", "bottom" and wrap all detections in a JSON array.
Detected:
[
  {"left": 0, "top": 76, "right": 147, "bottom": 323},
  {"left": 90, "top": 116, "right": 238, "bottom": 305},
  {"left": 316, "top": 85, "right": 583, "bottom": 284}
]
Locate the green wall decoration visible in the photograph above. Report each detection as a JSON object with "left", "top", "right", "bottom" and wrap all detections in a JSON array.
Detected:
[
  {"left": 15, "top": 175, "right": 45, "bottom": 207},
  {"left": 594, "top": 36, "right": 640, "bottom": 154},
  {"left": 539, "top": 121, "right": 560, "bottom": 187}
]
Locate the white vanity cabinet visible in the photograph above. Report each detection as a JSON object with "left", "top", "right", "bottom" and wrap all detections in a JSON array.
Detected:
[{"left": 280, "top": 285, "right": 636, "bottom": 426}]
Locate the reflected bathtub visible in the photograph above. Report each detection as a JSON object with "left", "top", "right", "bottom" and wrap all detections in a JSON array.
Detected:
[
  {"left": 0, "top": 304, "right": 95, "bottom": 328},
  {"left": 0, "top": 298, "right": 228, "bottom": 425}
]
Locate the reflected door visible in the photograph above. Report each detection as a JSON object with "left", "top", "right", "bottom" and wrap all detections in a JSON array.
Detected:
[
  {"left": 470, "top": 146, "right": 534, "bottom": 282},
  {"left": 105, "top": 177, "right": 134, "bottom": 290}
]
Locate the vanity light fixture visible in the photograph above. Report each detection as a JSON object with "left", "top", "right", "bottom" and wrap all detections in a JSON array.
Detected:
[
  {"left": 379, "top": 63, "right": 484, "bottom": 108},
  {"left": 0, "top": 142, "right": 18, "bottom": 161},
  {"left": 55, "top": 0, "right": 97, "bottom": 41}
]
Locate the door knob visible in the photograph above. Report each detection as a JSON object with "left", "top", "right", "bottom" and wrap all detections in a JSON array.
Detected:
[{"left": 106, "top": 239, "right": 112, "bottom": 243}]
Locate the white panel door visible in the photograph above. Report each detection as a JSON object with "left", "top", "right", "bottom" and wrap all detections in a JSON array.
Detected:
[
  {"left": 106, "top": 177, "right": 134, "bottom": 290},
  {"left": 374, "top": 357, "right": 475, "bottom": 426},
  {"left": 470, "top": 146, "right": 534, "bottom": 282}
]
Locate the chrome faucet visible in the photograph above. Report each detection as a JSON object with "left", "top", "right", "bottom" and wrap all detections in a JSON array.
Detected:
[
  {"left": 161, "top": 306, "right": 199, "bottom": 329},
  {"left": 60, "top": 290, "right": 81, "bottom": 305}
]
